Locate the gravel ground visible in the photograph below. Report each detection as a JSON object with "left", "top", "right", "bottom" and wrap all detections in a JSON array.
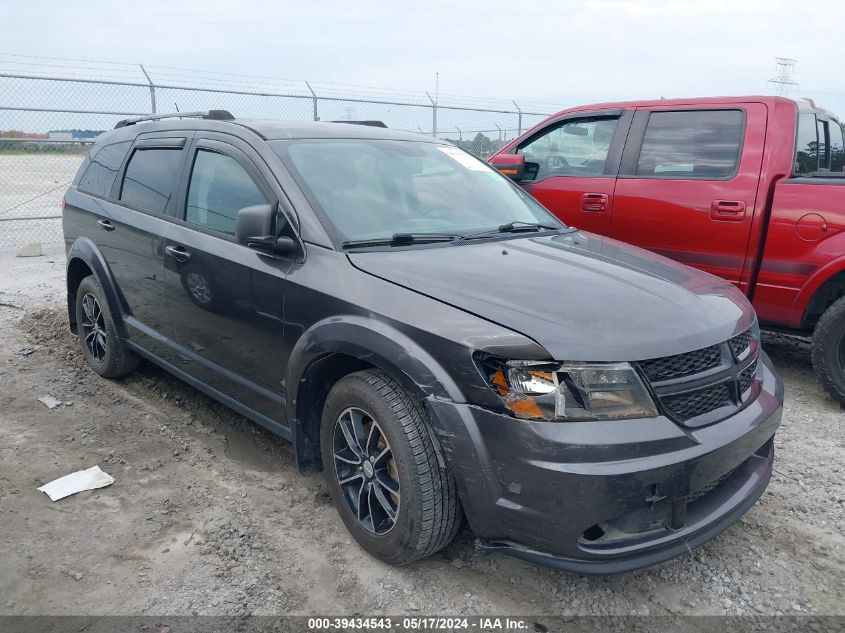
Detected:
[{"left": 0, "top": 247, "right": 842, "bottom": 618}]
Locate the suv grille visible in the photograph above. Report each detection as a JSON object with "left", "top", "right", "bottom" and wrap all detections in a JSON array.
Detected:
[
  {"left": 638, "top": 345, "right": 721, "bottom": 382},
  {"left": 729, "top": 329, "right": 753, "bottom": 359},
  {"left": 738, "top": 359, "right": 758, "bottom": 395},
  {"left": 662, "top": 382, "right": 732, "bottom": 421},
  {"left": 636, "top": 327, "right": 759, "bottom": 427}
]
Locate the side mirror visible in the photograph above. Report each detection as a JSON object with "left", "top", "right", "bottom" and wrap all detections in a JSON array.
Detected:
[
  {"left": 235, "top": 203, "right": 298, "bottom": 255},
  {"left": 489, "top": 153, "right": 526, "bottom": 181}
]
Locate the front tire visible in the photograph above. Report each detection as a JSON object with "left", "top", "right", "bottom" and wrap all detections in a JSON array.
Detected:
[
  {"left": 812, "top": 295, "right": 845, "bottom": 407},
  {"left": 74, "top": 275, "right": 140, "bottom": 379},
  {"left": 320, "top": 369, "right": 462, "bottom": 565}
]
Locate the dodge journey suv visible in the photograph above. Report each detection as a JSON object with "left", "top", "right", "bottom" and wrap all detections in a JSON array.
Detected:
[{"left": 62, "top": 111, "right": 783, "bottom": 573}]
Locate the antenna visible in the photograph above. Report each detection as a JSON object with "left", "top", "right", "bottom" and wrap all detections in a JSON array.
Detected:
[{"left": 768, "top": 57, "right": 798, "bottom": 95}]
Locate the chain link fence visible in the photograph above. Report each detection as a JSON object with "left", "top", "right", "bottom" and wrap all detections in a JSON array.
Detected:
[{"left": 0, "top": 66, "right": 555, "bottom": 249}]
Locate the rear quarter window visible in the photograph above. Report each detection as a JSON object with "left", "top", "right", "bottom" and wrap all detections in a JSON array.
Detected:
[
  {"left": 77, "top": 141, "right": 131, "bottom": 197},
  {"left": 119, "top": 147, "right": 184, "bottom": 213}
]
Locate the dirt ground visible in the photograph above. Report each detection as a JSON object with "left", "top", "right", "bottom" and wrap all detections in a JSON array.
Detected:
[{"left": 0, "top": 246, "right": 842, "bottom": 617}]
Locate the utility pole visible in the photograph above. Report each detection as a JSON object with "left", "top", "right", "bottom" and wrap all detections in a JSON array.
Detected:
[{"left": 768, "top": 57, "right": 798, "bottom": 95}]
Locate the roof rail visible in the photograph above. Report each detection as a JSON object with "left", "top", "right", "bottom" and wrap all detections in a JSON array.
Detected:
[
  {"left": 114, "top": 110, "right": 235, "bottom": 129},
  {"left": 330, "top": 120, "right": 387, "bottom": 128}
]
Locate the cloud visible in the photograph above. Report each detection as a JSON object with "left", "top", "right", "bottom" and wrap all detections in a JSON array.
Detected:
[{"left": 1, "top": 0, "right": 843, "bottom": 116}]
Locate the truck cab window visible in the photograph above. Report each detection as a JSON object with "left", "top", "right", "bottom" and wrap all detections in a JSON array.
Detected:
[
  {"left": 830, "top": 122, "right": 845, "bottom": 173},
  {"left": 817, "top": 119, "right": 830, "bottom": 171},
  {"left": 794, "top": 112, "right": 819, "bottom": 175},
  {"left": 635, "top": 110, "right": 743, "bottom": 179},
  {"left": 517, "top": 117, "right": 618, "bottom": 180}
]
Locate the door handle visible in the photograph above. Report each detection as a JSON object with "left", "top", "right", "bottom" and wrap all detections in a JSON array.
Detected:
[
  {"left": 97, "top": 219, "right": 115, "bottom": 231},
  {"left": 165, "top": 245, "right": 191, "bottom": 263},
  {"left": 580, "top": 193, "right": 608, "bottom": 213},
  {"left": 710, "top": 200, "right": 746, "bottom": 221}
]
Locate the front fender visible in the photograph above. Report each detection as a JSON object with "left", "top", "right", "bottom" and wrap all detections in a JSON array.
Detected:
[
  {"left": 66, "top": 236, "right": 127, "bottom": 337},
  {"left": 286, "top": 315, "right": 465, "bottom": 416}
]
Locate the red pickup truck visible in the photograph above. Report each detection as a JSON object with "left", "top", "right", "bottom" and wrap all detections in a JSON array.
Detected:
[{"left": 490, "top": 96, "right": 845, "bottom": 405}]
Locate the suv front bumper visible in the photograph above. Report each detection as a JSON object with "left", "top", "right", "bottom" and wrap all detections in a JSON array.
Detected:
[{"left": 427, "top": 352, "right": 783, "bottom": 574}]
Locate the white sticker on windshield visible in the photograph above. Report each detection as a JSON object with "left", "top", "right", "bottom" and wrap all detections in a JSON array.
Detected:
[{"left": 437, "top": 146, "right": 490, "bottom": 171}]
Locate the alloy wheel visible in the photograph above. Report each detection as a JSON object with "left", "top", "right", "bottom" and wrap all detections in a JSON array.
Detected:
[
  {"left": 332, "top": 407, "right": 400, "bottom": 534},
  {"left": 80, "top": 292, "right": 107, "bottom": 362}
]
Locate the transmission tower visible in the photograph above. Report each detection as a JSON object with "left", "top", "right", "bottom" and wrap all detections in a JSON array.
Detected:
[{"left": 768, "top": 57, "right": 798, "bottom": 95}]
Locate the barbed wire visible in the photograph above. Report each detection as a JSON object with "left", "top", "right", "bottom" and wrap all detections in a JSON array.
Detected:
[{"left": 0, "top": 53, "right": 567, "bottom": 113}]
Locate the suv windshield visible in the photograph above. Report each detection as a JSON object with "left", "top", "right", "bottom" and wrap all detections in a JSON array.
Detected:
[{"left": 271, "top": 139, "right": 562, "bottom": 244}]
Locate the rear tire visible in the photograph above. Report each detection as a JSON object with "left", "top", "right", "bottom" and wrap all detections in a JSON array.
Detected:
[
  {"left": 812, "top": 295, "right": 845, "bottom": 407},
  {"left": 320, "top": 369, "right": 462, "bottom": 565},
  {"left": 74, "top": 275, "right": 140, "bottom": 379}
]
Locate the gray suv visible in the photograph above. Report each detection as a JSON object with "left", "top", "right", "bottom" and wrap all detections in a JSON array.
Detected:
[{"left": 62, "top": 111, "right": 783, "bottom": 573}]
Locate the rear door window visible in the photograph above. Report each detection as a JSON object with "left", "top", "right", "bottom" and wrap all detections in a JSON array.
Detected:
[
  {"left": 635, "top": 110, "right": 743, "bottom": 179},
  {"left": 794, "top": 112, "right": 819, "bottom": 175},
  {"left": 119, "top": 148, "right": 184, "bottom": 213},
  {"left": 816, "top": 119, "right": 830, "bottom": 170},
  {"left": 830, "top": 121, "right": 844, "bottom": 173},
  {"left": 78, "top": 141, "right": 131, "bottom": 197},
  {"left": 185, "top": 149, "right": 267, "bottom": 236}
]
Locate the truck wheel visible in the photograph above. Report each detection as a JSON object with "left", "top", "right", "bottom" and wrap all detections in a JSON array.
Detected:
[
  {"left": 812, "top": 295, "right": 845, "bottom": 407},
  {"left": 75, "top": 275, "right": 140, "bottom": 379},
  {"left": 320, "top": 369, "right": 462, "bottom": 565}
]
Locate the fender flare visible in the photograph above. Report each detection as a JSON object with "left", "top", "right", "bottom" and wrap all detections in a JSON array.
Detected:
[
  {"left": 795, "top": 251, "right": 845, "bottom": 327},
  {"left": 284, "top": 315, "right": 466, "bottom": 472},
  {"left": 66, "top": 236, "right": 128, "bottom": 337}
]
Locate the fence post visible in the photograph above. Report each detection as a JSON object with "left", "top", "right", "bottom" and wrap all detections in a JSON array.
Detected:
[
  {"left": 426, "top": 92, "right": 437, "bottom": 137},
  {"left": 494, "top": 123, "right": 502, "bottom": 142},
  {"left": 513, "top": 100, "right": 522, "bottom": 136},
  {"left": 305, "top": 81, "right": 319, "bottom": 121},
  {"left": 139, "top": 64, "right": 156, "bottom": 114}
]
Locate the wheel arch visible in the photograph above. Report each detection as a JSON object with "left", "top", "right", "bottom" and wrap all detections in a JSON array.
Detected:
[
  {"left": 285, "top": 316, "right": 464, "bottom": 475},
  {"left": 801, "top": 261, "right": 845, "bottom": 331},
  {"left": 66, "top": 237, "right": 126, "bottom": 336}
]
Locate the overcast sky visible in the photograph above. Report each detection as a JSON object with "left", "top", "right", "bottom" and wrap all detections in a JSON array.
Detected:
[{"left": 3, "top": 0, "right": 844, "bottom": 116}]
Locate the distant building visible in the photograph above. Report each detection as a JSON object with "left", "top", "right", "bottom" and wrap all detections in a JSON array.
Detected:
[{"left": 48, "top": 131, "right": 73, "bottom": 141}]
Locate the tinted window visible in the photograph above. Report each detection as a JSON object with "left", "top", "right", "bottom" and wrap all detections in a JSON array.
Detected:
[
  {"left": 817, "top": 119, "right": 829, "bottom": 170},
  {"left": 78, "top": 141, "right": 131, "bottom": 197},
  {"left": 186, "top": 149, "right": 266, "bottom": 236},
  {"left": 831, "top": 122, "right": 844, "bottom": 173},
  {"left": 635, "top": 110, "right": 743, "bottom": 179},
  {"left": 518, "top": 117, "right": 618, "bottom": 179},
  {"left": 794, "top": 112, "right": 819, "bottom": 175},
  {"left": 120, "top": 148, "right": 183, "bottom": 213}
]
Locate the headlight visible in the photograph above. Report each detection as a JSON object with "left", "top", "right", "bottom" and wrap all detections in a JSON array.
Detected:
[{"left": 480, "top": 358, "right": 658, "bottom": 421}]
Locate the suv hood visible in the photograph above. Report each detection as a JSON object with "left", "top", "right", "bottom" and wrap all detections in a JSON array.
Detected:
[{"left": 348, "top": 231, "right": 754, "bottom": 361}]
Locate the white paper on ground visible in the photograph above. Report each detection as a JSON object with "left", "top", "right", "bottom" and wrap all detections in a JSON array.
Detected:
[
  {"left": 38, "top": 395, "right": 62, "bottom": 409},
  {"left": 37, "top": 465, "right": 115, "bottom": 501}
]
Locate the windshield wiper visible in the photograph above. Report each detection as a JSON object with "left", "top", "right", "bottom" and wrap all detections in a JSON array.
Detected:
[
  {"left": 460, "top": 221, "right": 565, "bottom": 241},
  {"left": 342, "top": 233, "right": 461, "bottom": 249}
]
